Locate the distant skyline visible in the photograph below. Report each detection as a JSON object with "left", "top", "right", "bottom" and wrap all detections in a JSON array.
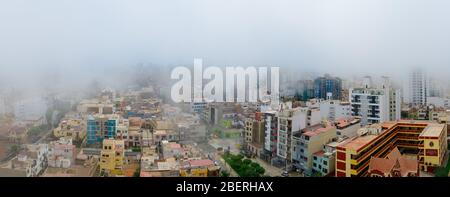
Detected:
[{"left": 1, "top": 0, "right": 450, "bottom": 95}]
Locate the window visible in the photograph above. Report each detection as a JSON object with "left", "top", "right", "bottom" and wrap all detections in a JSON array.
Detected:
[
  {"left": 313, "top": 163, "right": 317, "bottom": 167},
  {"left": 323, "top": 161, "right": 328, "bottom": 165},
  {"left": 313, "top": 156, "right": 317, "bottom": 160}
]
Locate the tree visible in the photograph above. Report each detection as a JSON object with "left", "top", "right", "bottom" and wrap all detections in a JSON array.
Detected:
[
  {"left": 255, "top": 166, "right": 265, "bottom": 175},
  {"left": 221, "top": 171, "right": 230, "bottom": 177},
  {"left": 9, "top": 144, "right": 20, "bottom": 153},
  {"left": 133, "top": 167, "right": 141, "bottom": 177},
  {"left": 243, "top": 159, "right": 251, "bottom": 165}
]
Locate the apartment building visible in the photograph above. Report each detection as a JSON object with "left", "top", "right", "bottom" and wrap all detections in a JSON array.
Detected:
[
  {"left": 314, "top": 74, "right": 342, "bottom": 100},
  {"left": 409, "top": 68, "right": 427, "bottom": 106},
  {"left": 261, "top": 110, "right": 278, "bottom": 162},
  {"left": 292, "top": 123, "right": 337, "bottom": 176},
  {"left": 312, "top": 142, "right": 340, "bottom": 177},
  {"left": 99, "top": 139, "right": 125, "bottom": 175},
  {"left": 86, "top": 114, "right": 119, "bottom": 145},
  {"left": 244, "top": 112, "right": 265, "bottom": 157},
  {"left": 277, "top": 108, "right": 303, "bottom": 163},
  {"left": 350, "top": 78, "right": 401, "bottom": 126},
  {"left": 319, "top": 100, "right": 352, "bottom": 121}
]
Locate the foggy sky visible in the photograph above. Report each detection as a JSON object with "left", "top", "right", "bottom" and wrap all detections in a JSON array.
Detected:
[{"left": 1, "top": 0, "right": 450, "bottom": 95}]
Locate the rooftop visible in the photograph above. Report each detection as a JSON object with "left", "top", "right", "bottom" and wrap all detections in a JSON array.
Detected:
[
  {"left": 420, "top": 124, "right": 445, "bottom": 138},
  {"left": 340, "top": 135, "right": 378, "bottom": 150},
  {"left": 313, "top": 150, "right": 325, "bottom": 157},
  {"left": 302, "top": 123, "right": 335, "bottom": 137},
  {"left": 187, "top": 159, "right": 214, "bottom": 168},
  {"left": 368, "top": 147, "right": 418, "bottom": 177},
  {"left": 335, "top": 117, "right": 359, "bottom": 129}
]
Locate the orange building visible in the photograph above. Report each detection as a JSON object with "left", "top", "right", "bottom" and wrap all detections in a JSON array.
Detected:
[{"left": 335, "top": 121, "right": 447, "bottom": 177}]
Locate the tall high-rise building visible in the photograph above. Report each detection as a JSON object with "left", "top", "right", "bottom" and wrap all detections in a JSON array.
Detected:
[
  {"left": 350, "top": 77, "right": 401, "bottom": 126},
  {"left": 409, "top": 68, "right": 427, "bottom": 105},
  {"left": 314, "top": 74, "right": 342, "bottom": 100}
]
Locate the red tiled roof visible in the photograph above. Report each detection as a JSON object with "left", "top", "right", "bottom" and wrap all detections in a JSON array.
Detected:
[
  {"left": 302, "top": 124, "right": 335, "bottom": 137},
  {"left": 386, "top": 147, "right": 401, "bottom": 161},
  {"left": 369, "top": 157, "right": 396, "bottom": 175},
  {"left": 369, "top": 147, "right": 418, "bottom": 177},
  {"left": 398, "top": 157, "right": 418, "bottom": 177}
]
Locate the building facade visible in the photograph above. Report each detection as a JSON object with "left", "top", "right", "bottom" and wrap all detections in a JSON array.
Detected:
[
  {"left": 292, "top": 123, "right": 337, "bottom": 176},
  {"left": 86, "top": 115, "right": 119, "bottom": 145},
  {"left": 409, "top": 68, "right": 427, "bottom": 106},
  {"left": 335, "top": 121, "right": 447, "bottom": 177},
  {"left": 350, "top": 85, "right": 401, "bottom": 126},
  {"left": 314, "top": 75, "right": 342, "bottom": 100}
]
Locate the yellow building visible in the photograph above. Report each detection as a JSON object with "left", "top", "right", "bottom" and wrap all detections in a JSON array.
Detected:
[
  {"left": 418, "top": 124, "right": 447, "bottom": 171},
  {"left": 100, "top": 139, "right": 125, "bottom": 175},
  {"left": 335, "top": 121, "right": 447, "bottom": 177},
  {"left": 53, "top": 119, "right": 85, "bottom": 140}
]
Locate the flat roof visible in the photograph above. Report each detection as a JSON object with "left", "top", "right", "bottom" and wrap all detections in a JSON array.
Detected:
[
  {"left": 302, "top": 124, "right": 335, "bottom": 137},
  {"left": 340, "top": 135, "right": 378, "bottom": 150},
  {"left": 420, "top": 124, "right": 445, "bottom": 138}
]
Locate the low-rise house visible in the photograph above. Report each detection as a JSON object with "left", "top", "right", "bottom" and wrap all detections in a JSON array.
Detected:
[
  {"left": 161, "top": 141, "right": 185, "bottom": 159},
  {"left": 334, "top": 117, "right": 361, "bottom": 140},
  {"left": 11, "top": 144, "right": 48, "bottom": 177},
  {"left": 53, "top": 118, "right": 85, "bottom": 141},
  {"left": 140, "top": 157, "right": 180, "bottom": 177},
  {"left": 48, "top": 137, "right": 76, "bottom": 168},
  {"left": 311, "top": 141, "right": 340, "bottom": 177},
  {"left": 180, "top": 159, "right": 219, "bottom": 177}
]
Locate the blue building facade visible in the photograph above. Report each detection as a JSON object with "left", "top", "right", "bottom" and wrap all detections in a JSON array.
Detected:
[
  {"left": 87, "top": 116, "right": 118, "bottom": 145},
  {"left": 314, "top": 75, "right": 342, "bottom": 100}
]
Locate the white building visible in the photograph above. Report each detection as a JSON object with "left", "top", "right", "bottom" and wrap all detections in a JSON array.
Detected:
[
  {"left": 334, "top": 118, "right": 361, "bottom": 140},
  {"left": 350, "top": 77, "right": 401, "bottom": 126},
  {"left": 409, "top": 68, "right": 427, "bottom": 105},
  {"left": 48, "top": 138, "right": 76, "bottom": 168},
  {"left": 319, "top": 100, "right": 352, "bottom": 121},
  {"left": 263, "top": 110, "right": 278, "bottom": 155},
  {"left": 427, "top": 97, "right": 450, "bottom": 109},
  {"left": 277, "top": 108, "right": 303, "bottom": 161},
  {"left": 276, "top": 104, "right": 322, "bottom": 162}
]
